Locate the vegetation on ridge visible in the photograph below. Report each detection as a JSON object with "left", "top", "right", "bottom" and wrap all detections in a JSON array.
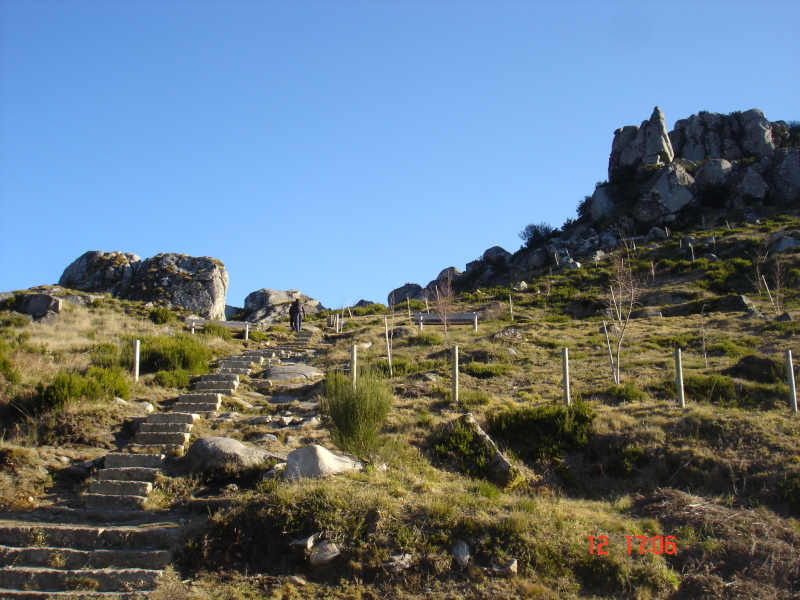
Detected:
[{"left": 1, "top": 210, "right": 800, "bottom": 599}]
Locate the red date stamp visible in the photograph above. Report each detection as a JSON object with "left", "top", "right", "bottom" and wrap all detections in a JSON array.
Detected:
[{"left": 588, "top": 535, "right": 677, "bottom": 555}]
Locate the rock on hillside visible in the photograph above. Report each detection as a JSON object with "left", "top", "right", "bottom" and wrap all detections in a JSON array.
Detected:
[
  {"left": 244, "top": 289, "right": 325, "bottom": 324},
  {"left": 387, "top": 283, "right": 426, "bottom": 305},
  {"left": 386, "top": 107, "right": 800, "bottom": 299},
  {"left": 126, "top": 253, "right": 228, "bottom": 320},
  {"left": 58, "top": 251, "right": 142, "bottom": 297}
]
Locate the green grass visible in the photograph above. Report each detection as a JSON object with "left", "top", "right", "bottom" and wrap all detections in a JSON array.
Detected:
[{"left": 462, "top": 361, "right": 511, "bottom": 379}]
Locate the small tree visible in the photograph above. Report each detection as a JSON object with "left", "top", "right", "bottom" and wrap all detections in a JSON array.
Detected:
[
  {"left": 771, "top": 256, "right": 787, "bottom": 314},
  {"left": 603, "top": 240, "right": 647, "bottom": 384},
  {"left": 432, "top": 271, "right": 455, "bottom": 337},
  {"left": 519, "top": 222, "right": 555, "bottom": 248}
]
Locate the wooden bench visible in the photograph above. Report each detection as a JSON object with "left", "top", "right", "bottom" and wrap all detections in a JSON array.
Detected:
[
  {"left": 412, "top": 312, "right": 479, "bottom": 331},
  {"left": 186, "top": 318, "right": 260, "bottom": 340}
]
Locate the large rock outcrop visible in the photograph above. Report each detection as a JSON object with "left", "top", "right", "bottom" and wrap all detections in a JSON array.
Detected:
[
  {"left": 384, "top": 107, "right": 800, "bottom": 301},
  {"left": 58, "top": 251, "right": 142, "bottom": 297},
  {"left": 243, "top": 289, "right": 325, "bottom": 324},
  {"left": 387, "top": 283, "right": 425, "bottom": 305},
  {"left": 609, "top": 107, "right": 674, "bottom": 181},
  {"left": 127, "top": 253, "right": 228, "bottom": 320},
  {"left": 669, "top": 109, "right": 776, "bottom": 163}
]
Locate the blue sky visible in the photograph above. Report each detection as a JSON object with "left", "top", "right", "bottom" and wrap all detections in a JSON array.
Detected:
[{"left": 1, "top": 0, "right": 798, "bottom": 310}]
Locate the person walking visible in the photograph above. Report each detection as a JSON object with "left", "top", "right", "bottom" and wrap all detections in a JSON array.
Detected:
[{"left": 289, "top": 298, "right": 305, "bottom": 332}]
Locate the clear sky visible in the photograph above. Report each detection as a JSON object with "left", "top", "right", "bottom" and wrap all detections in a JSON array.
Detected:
[{"left": 1, "top": 0, "right": 798, "bottom": 310}]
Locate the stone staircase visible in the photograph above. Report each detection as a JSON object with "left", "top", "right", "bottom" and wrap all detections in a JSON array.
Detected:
[
  {"left": 0, "top": 333, "right": 323, "bottom": 598},
  {"left": 0, "top": 511, "right": 184, "bottom": 599}
]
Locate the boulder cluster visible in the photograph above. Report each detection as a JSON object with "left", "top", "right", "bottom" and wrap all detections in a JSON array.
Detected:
[
  {"left": 388, "top": 107, "right": 800, "bottom": 301},
  {"left": 58, "top": 251, "right": 229, "bottom": 320}
]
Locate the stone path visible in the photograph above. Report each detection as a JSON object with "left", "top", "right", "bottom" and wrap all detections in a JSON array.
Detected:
[{"left": 0, "top": 329, "right": 324, "bottom": 598}]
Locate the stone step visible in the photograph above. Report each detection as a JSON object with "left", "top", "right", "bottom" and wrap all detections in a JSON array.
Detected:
[
  {"left": 240, "top": 355, "right": 265, "bottom": 365},
  {"left": 145, "top": 412, "right": 199, "bottom": 425},
  {"left": 217, "top": 360, "right": 256, "bottom": 368},
  {"left": 81, "top": 494, "right": 148, "bottom": 511},
  {"left": 98, "top": 467, "right": 158, "bottom": 482},
  {"left": 126, "top": 444, "right": 185, "bottom": 456},
  {"left": 0, "top": 566, "right": 162, "bottom": 593},
  {"left": 134, "top": 432, "right": 191, "bottom": 446},
  {"left": 190, "top": 386, "right": 236, "bottom": 395},
  {"left": 139, "top": 422, "right": 193, "bottom": 434},
  {"left": 104, "top": 453, "right": 165, "bottom": 469},
  {"left": 0, "top": 589, "right": 147, "bottom": 599},
  {"left": 171, "top": 402, "right": 219, "bottom": 414},
  {"left": 177, "top": 392, "right": 221, "bottom": 404},
  {"left": 0, "top": 521, "right": 182, "bottom": 550},
  {"left": 89, "top": 480, "right": 152, "bottom": 496},
  {"left": 216, "top": 367, "right": 252, "bottom": 375},
  {"left": 193, "top": 381, "right": 238, "bottom": 392},
  {"left": 0, "top": 545, "right": 172, "bottom": 570},
  {"left": 199, "top": 373, "right": 240, "bottom": 383}
]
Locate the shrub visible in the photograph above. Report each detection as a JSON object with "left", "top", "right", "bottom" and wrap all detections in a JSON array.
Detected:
[
  {"left": 373, "top": 356, "right": 444, "bottom": 377},
  {"left": 148, "top": 307, "right": 175, "bottom": 325},
  {"left": 84, "top": 366, "right": 130, "bottom": 400},
  {"left": 406, "top": 332, "right": 443, "bottom": 346},
  {"left": 136, "top": 335, "right": 214, "bottom": 374},
  {"left": 604, "top": 382, "right": 648, "bottom": 403},
  {"left": 459, "top": 388, "right": 492, "bottom": 408},
  {"left": 202, "top": 322, "right": 233, "bottom": 341},
  {"left": 91, "top": 342, "right": 123, "bottom": 368},
  {"left": 35, "top": 366, "right": 131, "bottom": 411},
  {"left": 683, "top": 374, "right": 735, "bottom": 404},
  {"left": 433, "top": 421, "right": 495, "bottom": 479},
  {"left": 519, "top": 222, "right": 555, "bottom": 248},
  {"left": 153, "top": 369, "right": 190, "bottom": 389},
  {"left": 0, "top": 338, "right": 19, "bottom": 384},
  {"left": 778, "top": 471, "right": 800, "bottom": 515},
  {"left": 247, "top": 330, "right": 269, "bottom": 342},
  {"left": 462, "top": 362, "right": 511, "bottom": 379},
  {"left": 0, "top": 314, "right": 29, "bottom": 328},
  {"left": 320, "top": 371, "right": 392, "bottom": 458},
  {"left": 487, "top": 401, "right": 595, "bottom": 461}
]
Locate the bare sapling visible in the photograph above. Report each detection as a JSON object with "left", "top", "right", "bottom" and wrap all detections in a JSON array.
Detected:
[
  {"left": 603, "top": 238, "right": 647, "bottom": 384},
  {"left": 746, "top": 235, "right": 770, "bottom": 294},
  {"left": 433, "top": 271, "right": 455, "bottom": 337}
]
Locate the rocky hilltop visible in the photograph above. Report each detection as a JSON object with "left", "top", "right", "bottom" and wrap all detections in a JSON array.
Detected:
[
  {"left": 55, "top": 250, "right": 229, "bottom": 320},
  {"left": 389, "top": 107, "right": 800, "bottom": 303}
]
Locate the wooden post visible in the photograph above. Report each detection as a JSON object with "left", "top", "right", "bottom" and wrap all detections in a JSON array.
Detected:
[
  {"left": 473, "top": 313, "right": 478, "bottom": 332},
  {"left": 406, "top": 297, "right": 411, "bottom": 319},
  {"left": 190, "top": 323, "right": 195, "bottom": 335},
  {"left": 675, "top": 348, "right": 686, "bottom": 409},
  {"left": 244, "top": 323, "right": 249, "bottom": 341},
  {"left": 425, "top": 297, "right": 429, "bottom": 313},
  {"left": 562, "top": 347, "right": 571, "bottom": 407},
  {"left": 603, "top": 321, "right": 617, "bottom": 385},
  {"left": 351, "top": 344, "right": 358, "bottom": 387},
  {"left": 419, "top": 314, "right": 423, "bottom": 331},
  {"left": 452, "top": 345, "right": 459, "bottom": 405},
  {"left": 763, "top": 275, "right": 777, "bottom": 314},
  {"left": 509, "top": 294, "right": 514, "bottom": 323},
  {"left": 133, "top": 339, "right": 141, "bottom": 383},
  {"left": 384, "top": 317, "right": 393, "bottom": 377},
  {"left": 787, "top": 349, "right": 798, "bottom": 413}
]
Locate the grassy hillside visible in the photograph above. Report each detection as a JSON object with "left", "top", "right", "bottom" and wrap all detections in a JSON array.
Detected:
[{"left": 1, "top": 213, "right": 800, "bottom": 600}]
